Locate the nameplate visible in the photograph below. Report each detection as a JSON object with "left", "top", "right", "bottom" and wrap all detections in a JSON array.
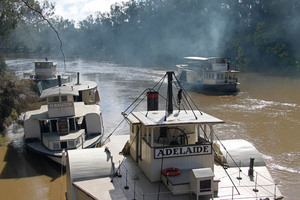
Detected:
[
  {"left": 49, "top": 102, "right": 73, "bottom": 108},
  {"left": 154, "top": 144, "right": 211, "bottom": 159}
]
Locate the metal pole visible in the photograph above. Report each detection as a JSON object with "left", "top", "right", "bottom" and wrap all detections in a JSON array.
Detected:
[
  {"left": 133, "top": 180, "right": 136, "bottom": 200},
  {"left": 237, "top": 160, "right": 242, "bottom": 180},
  {"left": 274, "top": 184, "right": 277, "bottom": 199},
  {"left": 253, "top": 172, "right": 259, "bottom": 192},
  {"left": 124, "top": 169, "right": 129, "bottom": 190}
]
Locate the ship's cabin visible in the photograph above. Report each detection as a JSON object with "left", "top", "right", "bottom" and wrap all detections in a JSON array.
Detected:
[
  {"left": 126, "top": 110, "right": 224, "bottom": 181},
  {"left": 34, "top": 61, "right": 57, "bottom": 80},
  {"left": 64, "top": 81, "right": 100, "bottom": 105},
  {"left": 37, "top": 86, "right": 87, "bottom": 150}
]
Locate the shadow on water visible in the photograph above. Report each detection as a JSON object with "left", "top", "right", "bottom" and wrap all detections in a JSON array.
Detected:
[
  {"left": 0, "top": 141, "right": 63, "bottom": 180},
  {"left": 183, "top": 87, "right": 240, "bottom": 96}
]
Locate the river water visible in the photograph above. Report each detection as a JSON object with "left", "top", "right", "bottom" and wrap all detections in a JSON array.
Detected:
[{"left": 1, "top": 58, "right": 300, "bottom": 199}]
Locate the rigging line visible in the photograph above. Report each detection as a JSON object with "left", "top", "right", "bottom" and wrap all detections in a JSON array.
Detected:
[
  {"left": 104, "top": 91, "right": 149, "bottom": 144},
  {"left": 102, "top": 118, "right": 126, "bottom": 145},
  {"left": 172, "top": 78, "right": 187, "bottom": 113},
  {"left": 211, "top": 144, "right": 240, "bottom": 195},
  {"left": 173, "top": 74, "right": 203, "bottom": 115},
  {"left": 212, "top": 129, "right": 240, "bottom": 170},
  {"left": 123, "top": 88, "right": 148, "bottom": 114},
  {"left": 158, "top": 93, "right": 181, "bottom": 110},
  {"left": 199, "top": 125, "right": 209, "bottom": 141},
  {"left": 156, "top": 73, "right": 167, "bottom": 91},
  {"left": 124, "top": 73, "right": 167, "bottom": 115},
  {"left": 21, "top": 0, "right": 66, "bottom": 70},
  {"left": 203, "top": 126, "right": 242, "bottom": 195},
  {"left": 157, "top": 137, "right": 166, "bottom": 200},
  {"left": 173, "top": 74, "right": 199, "bottom": 119},
  {"left": 111, "top": 125, "right": 140, "bottom": 182}
]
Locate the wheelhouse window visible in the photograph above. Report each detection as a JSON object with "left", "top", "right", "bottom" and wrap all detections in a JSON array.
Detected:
[
  {"left": 48, "top": 96, "right": 59, "bottom": 102},
  {"left": 61, "top": 96, "right": 68, "bottom": 101}
]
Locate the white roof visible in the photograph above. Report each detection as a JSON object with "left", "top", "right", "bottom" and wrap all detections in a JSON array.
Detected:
[
  {"left": 218, "top": 139, "right": 265, "bottom": 167},
  {"left": 67, "top": 148, "right": 114, "bottom": 200},
  {"left": 191, "top": 168, "right": 214, "bottom": 179},
  {"left": 67, "top": 148, "right": 113, "bottom": 181},
  {"left": 128, "top": 110, "right": 224, "bottom": 127},
  {"left": 24, "top": 102, "right": 101, "bottom": 120},
  {"left": 184, "top": 57, "right": 225, "bottom": 61},
  {"left": 40, "top": 85, "right": 79, "bottom": 98},
  {"left": 64, "top": 81, "right": 98, "bottom": 91}
]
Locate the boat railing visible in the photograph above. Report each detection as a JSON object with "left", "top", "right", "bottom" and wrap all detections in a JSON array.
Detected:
[
  {"left": 115, "top": 162, "right": 282, "bottom": 200},
  {"left": 42, "top": 130, "right": 85, "bottom": 150}
]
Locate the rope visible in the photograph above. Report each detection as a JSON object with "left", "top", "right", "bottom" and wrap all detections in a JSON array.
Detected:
[
  {"left": 21, "top": 0, "right": 66, "bottom": 70},
  {"left": 157, "top": 138, "right": 166, "bottom": 200},
  {"left": 212, "top": 129, "right": 240, "bottom": 169},
  {"left": 173, "top": 74, "right": 202, "bottom": 117},
  {"left": 110, "top": 125, "right": 140, "bottom": 182}
]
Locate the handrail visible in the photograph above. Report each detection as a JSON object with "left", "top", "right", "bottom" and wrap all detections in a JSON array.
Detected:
[{"left": 114, "top": 162, "right": 281, "bottom": 200}]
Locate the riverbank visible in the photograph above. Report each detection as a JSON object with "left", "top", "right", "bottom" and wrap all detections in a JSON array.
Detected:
[{"left": 0, "top": 57, "right": 40, "bottom": 145}]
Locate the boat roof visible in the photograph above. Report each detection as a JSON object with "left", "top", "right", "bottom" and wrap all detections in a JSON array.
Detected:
[
  {"left": 34, "top": 61, "right": 57, "bottom": 65},
  {"left": 127, "top": 110, "right": 224, "bottom": 127},
  {"left": 24, "top": 102, "right": 101, "bottom": 120},
  {"left": 40, "top": 85, "right": 79, "bottom": 98},
  {"left": 184, "top": 57, "right": 228, "bottom": 61},
  {"left": 64, "top": 81, "right": 98, "bottom": 91}
]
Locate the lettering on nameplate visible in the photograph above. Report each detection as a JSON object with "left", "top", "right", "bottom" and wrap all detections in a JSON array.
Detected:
[{"left": 154, "top": 144, "right": 211, "bottom": 159}]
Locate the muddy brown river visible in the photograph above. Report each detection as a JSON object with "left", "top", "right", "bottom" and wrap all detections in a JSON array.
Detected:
[{"left": 1, "top": 58, "right": 300, "bottom": 199}]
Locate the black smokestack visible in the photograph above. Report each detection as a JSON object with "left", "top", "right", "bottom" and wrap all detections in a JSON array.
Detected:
[
  {"left": 58, "top": 75, "right": 61, "bottom": 87},
  {"left": 167, "top": 71, "right": 173, "bottom": 114},
  {"left": 147, "top": 91, "right": 159, "bottom": 111},
  {"left": 76, "top": 72, "right": 80, "bottom": 85}
]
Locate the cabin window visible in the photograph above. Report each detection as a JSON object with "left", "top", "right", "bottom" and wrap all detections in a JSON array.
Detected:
[
  {"left": 40, "top": 120, "right": 50, "bottom": 133},
  {"left": 76, "top": 138, "right": 79, "bottom": 145},
  {"left": 53, "top": 142, "right": 59, "bottom": 150},
  {"left": 61, "top": 96, "right": 68, "bottom": 102},
  {"left": 69, "top": 118, "right": 76, "bottom": 131},
  {"left": 60, "top": 141, "right": 67, "bottom": 149},
  {"left": 48, "top": 96, "right": 59, "bottom": 102},
  {"left": 68, "top": 141, "right": 75, "bottom": 148},
  {"left": 51, "top": 120, "right": 57, "bottom": 132},
  {"left": 200, "top": 180, "right": 211, "bottom": 192}
]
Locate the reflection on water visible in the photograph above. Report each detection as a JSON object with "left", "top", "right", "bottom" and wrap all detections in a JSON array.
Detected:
[{"left": 2, "top": 58, "right": 300, "bottom": 199}]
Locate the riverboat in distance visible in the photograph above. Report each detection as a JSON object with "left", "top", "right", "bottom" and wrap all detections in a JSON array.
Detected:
[
  {"left": 65, "top": 72, "right": 282, "bottom": 200},
  {"left": 177, "top": 57, "right": 239, "bottom": 93},
  {"left": 24, "top": 75, "right": 103, "bottom": 165},
  {"left": 23, "top": 60, "right": 71, "bottom": 93}
]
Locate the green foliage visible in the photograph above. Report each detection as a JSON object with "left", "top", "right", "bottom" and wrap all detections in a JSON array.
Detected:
[
  {"left": 4, "top": 108, "right": 19, "bottom": 124},
  {"left": 0, "top": 134, "right": 8, "bottom": 145},
  {"left": 1, "top": 0, "right": 300, "bottom": 73}
]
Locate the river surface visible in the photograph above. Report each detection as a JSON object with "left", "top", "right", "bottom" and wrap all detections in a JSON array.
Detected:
[{"left": 1, "top": 58, "right": 300, "bottom": 200}]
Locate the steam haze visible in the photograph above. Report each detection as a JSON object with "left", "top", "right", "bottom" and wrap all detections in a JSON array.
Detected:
[{"left": 5, "top": 0, "right": 300, "bottom": 73}]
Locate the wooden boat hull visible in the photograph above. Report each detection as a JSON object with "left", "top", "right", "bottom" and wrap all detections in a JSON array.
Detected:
[{"left": 25, "top": 134, "right": 103, "bottom": 166}]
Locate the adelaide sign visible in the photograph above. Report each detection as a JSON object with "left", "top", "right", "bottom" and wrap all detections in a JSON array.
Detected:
[{"left": 154, "top": 144, "right": 211, "bottom": 159}]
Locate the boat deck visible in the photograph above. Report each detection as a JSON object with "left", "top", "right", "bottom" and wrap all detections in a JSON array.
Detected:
[
  {"left": 26, "top": 134, "right": 102, "bottom": 157},
  {"left": 71, "top": 135, "right": 282, "bottom": 200}
]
